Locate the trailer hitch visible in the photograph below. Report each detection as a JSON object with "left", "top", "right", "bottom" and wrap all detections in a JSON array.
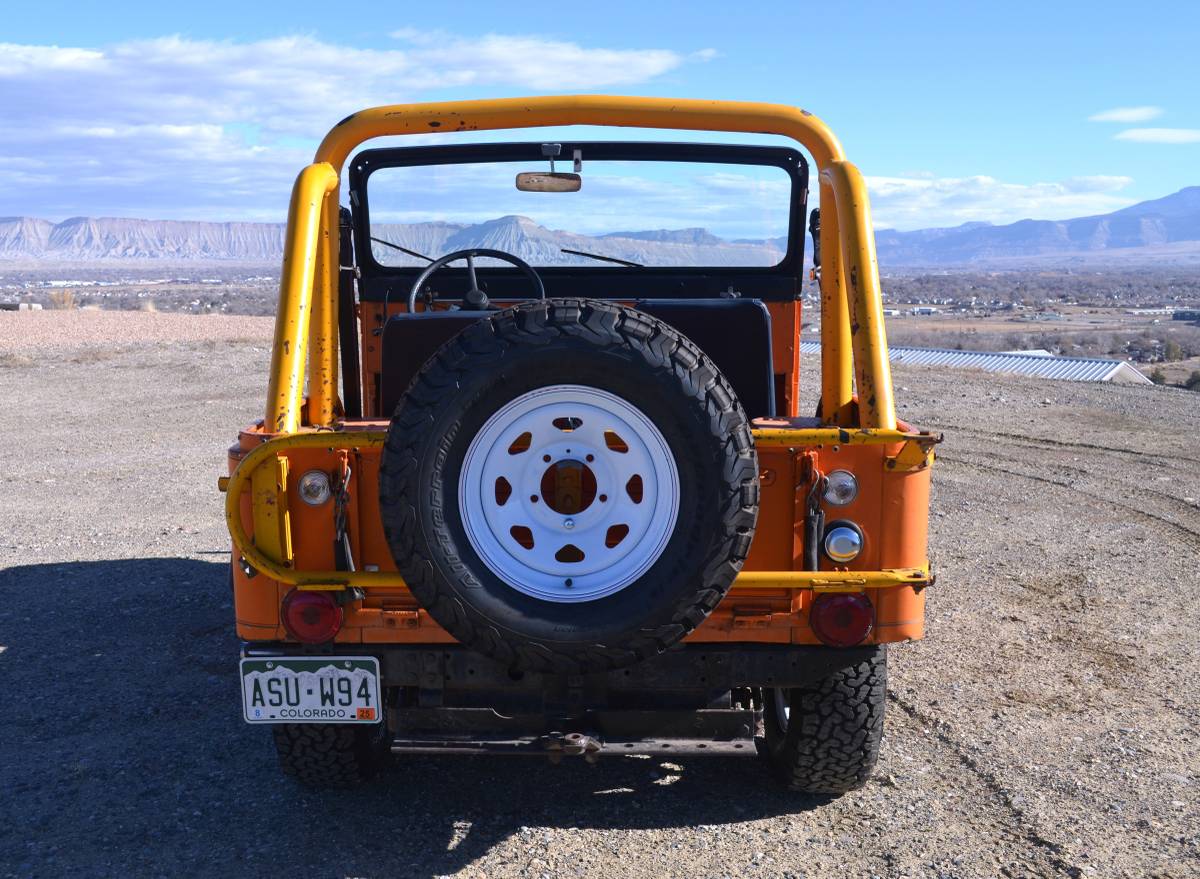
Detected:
[{"left": 541, "top": 731, "right": 603, "bottom": 764}]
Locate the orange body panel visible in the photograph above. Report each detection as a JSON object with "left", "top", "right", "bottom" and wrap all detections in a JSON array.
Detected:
[{"left": 230, "top": 411, "right": 932, "bottom": 647}]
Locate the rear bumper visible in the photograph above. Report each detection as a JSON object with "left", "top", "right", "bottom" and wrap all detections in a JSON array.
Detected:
[
  {"left": 241, "top": 641, "right": 877, "bottom": 692},
  {"left": 243, "top": 642, "right": 877, "bottom": 758},
  {"left": 386, "top": 709, "right": 758, "bottom": 760}
]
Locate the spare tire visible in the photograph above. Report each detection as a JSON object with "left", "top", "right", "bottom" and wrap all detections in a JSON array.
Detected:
[{"left": 379, "top": 298, "right": 759, "bottom": 673}]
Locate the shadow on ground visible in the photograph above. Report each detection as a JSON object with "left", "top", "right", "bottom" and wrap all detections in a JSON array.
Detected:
[{"left": 0, "top": 558, "right": 826, "bottom": 877}]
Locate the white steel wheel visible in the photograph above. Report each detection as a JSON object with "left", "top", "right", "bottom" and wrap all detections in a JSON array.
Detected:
[{"left": 459, "top": 384, "right": 680, "bottom": 602}]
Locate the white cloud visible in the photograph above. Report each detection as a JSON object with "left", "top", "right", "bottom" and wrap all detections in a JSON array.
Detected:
[
  {"left": 1089, "top": 106, "right": 1163, "bottom": 123},
  {"left": 385, "top": 31, "right": 690, "bottom": 89},
  {"left": 0, "top": 33, "right": 708, "bottom": 219},
  {"left": 1114, "top": 127, "right": 1200, "bottom": 144},
  {"left": 0, "top": 43, "right": 105, "bottom": 75},
  {"left": 867, "top": 173, "right": 1136, "bottom": 230},
  {"left": 1062, "top": 175, "right": 1135, "bottom": 192},
  {"left": 0, "top": 33, "right": 1154, "bottom": 235}
]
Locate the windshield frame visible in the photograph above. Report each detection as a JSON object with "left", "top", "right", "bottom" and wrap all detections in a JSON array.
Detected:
[{"left": 349, "top": 140, "right": 809, "bottom": 303}]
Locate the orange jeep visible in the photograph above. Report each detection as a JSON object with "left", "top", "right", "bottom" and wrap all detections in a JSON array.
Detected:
[{"left": 223, "top": 96, "right": 938, "bottom": 793}]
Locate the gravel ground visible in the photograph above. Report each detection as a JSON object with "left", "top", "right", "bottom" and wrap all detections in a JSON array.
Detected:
[
  {"left": 1, "top": 313, "right": 1198, "bottom": 879},
  {"left": 0, "top": 309, "right": 273, "bottom": 355}
]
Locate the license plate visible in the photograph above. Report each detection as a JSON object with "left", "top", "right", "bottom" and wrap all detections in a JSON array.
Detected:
[{"left": 240, "top": 656, "right": 381, "bottom": 724}]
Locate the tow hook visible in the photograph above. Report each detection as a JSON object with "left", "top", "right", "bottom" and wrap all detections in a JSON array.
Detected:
[{"left": 542, "top": 731, "right": 602, "bottom": 764}]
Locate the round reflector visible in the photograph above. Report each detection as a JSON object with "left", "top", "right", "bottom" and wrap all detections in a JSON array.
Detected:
[
  {"left": 822, "top": 470, "right": 859, "bottom": 506},
  {"left": 809, "top": 592, "right": 874, "bottom": 647},
  {"left": 298, "top": 470, "right": 332, "bottom": 506},
  {"left": 281, "top": 590, "right": 343, "bottom": 644},
  {"left": 823, "top": 523, "right": 864, "bottom": 563}
]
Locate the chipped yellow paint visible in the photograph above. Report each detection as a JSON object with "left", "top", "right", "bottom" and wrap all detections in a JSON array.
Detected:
[
  {"left": 816, "top": 180, "right": 855, "bottom": 426},
  {"left": 226, "top": 432, "right": 387, "bottom": 586},
  {"left": 751, "top": 427, "right": 939, "bottom": 448},
  {"left": 249, "top": 453, "right": 293, "bottom": 567},
  {"left": 305, "top": 194, "right": 340, "bottom": 427},
  {"left": 887, "top": 439, "right": 937, "bottom": 472},
  {"left": 822, "top": 160, "right": 897, "bottom": 430},
  {"left": 264, "top": 162, "right": 338, "bottom": 434},
  {"left": 734, "top": 565, "right": 931, "bottom": 592}
]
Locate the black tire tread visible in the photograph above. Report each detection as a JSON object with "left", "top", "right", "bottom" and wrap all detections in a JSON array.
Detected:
[
  {"left": 764, "top": 648, "right": 886, "bottom": 794},
  {"left": 272, "top": 724, "right": 387, "bottom": 788},
  {"left": 379, "top": 298, "right": 759, "bottom": 673}
]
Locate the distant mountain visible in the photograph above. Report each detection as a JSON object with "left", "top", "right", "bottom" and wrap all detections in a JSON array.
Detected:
[
  {"left": 0, "top": 213, "right": 784, "bottom": 267},
  {"left": 0, "top": 216, "right": 285, "bottom": 261},
  {"left": 369, "top": 216, "right": 785, "bottom": 267},
  {"left": 600, "top": 227, "right": 724, "bottom": 246},
  {"left": 875, "top": 187, "right": 1200, "bottom": 266},
  {"left": 4, "top": 186, "right": 1199, "bottom": 267}
]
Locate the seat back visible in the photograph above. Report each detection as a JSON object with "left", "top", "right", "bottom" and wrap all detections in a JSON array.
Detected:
[
  {"left": 379, "top": 311, "right": 489, "bottom": 416},
  {"left": 636, "top": 299, "right": 775, "bottom": 418},
  {"left": 379, "top": 299, "right": 775, "bottom": 418}
]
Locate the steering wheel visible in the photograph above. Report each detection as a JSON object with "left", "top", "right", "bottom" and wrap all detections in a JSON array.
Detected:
[{"left": 406, "top": 248, "right": 546, "bottom": 312}]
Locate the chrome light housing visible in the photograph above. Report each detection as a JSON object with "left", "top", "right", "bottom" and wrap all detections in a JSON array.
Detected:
[
  {"left": 298, "top": 470, "right": 332, "bottom": 506},
  {"left": 823, "top": 470, "right": 859, "bottom": 506},
  {"left": 823, "top": 522, "right": 863, "bottom": 563}
]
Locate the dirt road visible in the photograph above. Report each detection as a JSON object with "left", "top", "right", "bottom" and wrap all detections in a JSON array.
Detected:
[{"left": 1, "top": 313, "right": 1197, "bottom": 878}]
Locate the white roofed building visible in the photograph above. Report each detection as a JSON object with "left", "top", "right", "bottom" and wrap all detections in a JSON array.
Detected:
[{"left": 798, "top": 342, "right": 1152, "bottom": 384}]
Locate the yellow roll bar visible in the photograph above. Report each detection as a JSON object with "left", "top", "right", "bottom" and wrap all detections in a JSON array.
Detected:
[
  {"left": 817, "top": 183, "right": 855, "bottom": 424},
  {"left": 264, "top": 162, "right": 338, "bottom": 434},
  {"left": 822, "top": 161, "right": 896, "bottom": 429},
  {"left": 265, "top": 95, "right": 897, "bottom": 432}
]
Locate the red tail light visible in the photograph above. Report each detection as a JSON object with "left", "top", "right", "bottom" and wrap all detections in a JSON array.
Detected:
[
  {"left": 809, "top": 593, "right": 874, "bottom": 647},
  {"left": 281, "top": 590, "right": 343, "bottom": 644}
]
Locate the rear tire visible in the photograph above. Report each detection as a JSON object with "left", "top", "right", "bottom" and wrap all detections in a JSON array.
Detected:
[
  {"left": 761, "top": 647, "right": 886, "bottom": 794},
  {"left": 272, "top": 723, "right": 389, "bottom": 788},
  {"left": 379, "top": 298, "right": 759, "bottom": 673}
]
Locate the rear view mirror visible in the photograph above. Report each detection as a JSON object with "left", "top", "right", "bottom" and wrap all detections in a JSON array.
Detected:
[{"left": 515, "top": 172, "right": 581, "bottom": 193}]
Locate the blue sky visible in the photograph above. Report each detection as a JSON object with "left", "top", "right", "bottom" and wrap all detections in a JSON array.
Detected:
[{"left": 2, "top": 0, "right": 1197, "bottom": 229}]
